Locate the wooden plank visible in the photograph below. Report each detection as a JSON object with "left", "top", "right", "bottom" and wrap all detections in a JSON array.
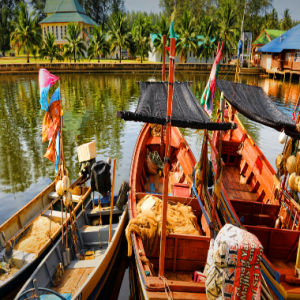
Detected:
[
  {"left": 147, "top": 291, "right": 207, "bottom": 300},
  {"left": 227, "top": 189, "right": 257, "bottom": 201},
  {"left": 76, "top": 267, "right": 94, "bottom": 291},
  {"left": 223, "top": 181, "right": 252, "bottom": 192},
  {"left": 150, "top": 258, "right": 206, "bottom": 272}
]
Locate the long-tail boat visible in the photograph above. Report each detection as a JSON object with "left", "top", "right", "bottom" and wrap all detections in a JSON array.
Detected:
[
  {"left": 209, "top": 79, "right": 300, "bottom": 299},
  {"left": 15, "top": 160, "right": 129, "bottom": 300},
  {"left": 117, "top": 32, "right": 235, "bottom": 299},
  {"left": 0, "top": 69, "right": 93, "bottom": 300}
]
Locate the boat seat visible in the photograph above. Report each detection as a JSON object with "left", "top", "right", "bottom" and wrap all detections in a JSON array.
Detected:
[
  {"left": 42, "top": 210, "right": 70, "bottom": 223},
  {"left": 79, "top": 224, "right": 119, "bottom": 247},
  {"left": 48, "top": 192, "right": 82, "bottom": 203},
  {"left": 67, "top": 259, "right": 98, "bottom": 269},
  {"left": 0, "top": 249, "right": 35, "bottom": 269},
  {"left": 87, "top": 207, "right": 123, "bottom": 217}
]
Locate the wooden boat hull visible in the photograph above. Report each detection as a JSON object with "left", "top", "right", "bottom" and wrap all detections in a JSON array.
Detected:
[
  {"left": 15, "top": 198, "right": 128, "bottom": 300},
  {"left": 0, "top": 177, "right": 91, "bottom": 300},
  {"left": 211, "top": 113, "right": 300, "bottom": 300},
  {"left": 129, "top": 123, "right": 210, "bottom": 300}
]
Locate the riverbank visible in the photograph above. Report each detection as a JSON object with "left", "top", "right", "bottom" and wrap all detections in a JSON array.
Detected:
[{"left": 0, "top": 62, "right": 263, "bottom": 75}]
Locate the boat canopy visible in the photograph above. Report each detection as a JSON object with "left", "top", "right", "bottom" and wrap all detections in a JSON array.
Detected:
[
  {"left": 216, "top": 80, "right": 300, "bottom": 139},
  {"left": 117, "top": 81, "right": 234, "bottom": 131}
]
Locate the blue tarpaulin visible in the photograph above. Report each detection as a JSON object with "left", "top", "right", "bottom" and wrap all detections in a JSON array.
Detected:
[{"left": 258, "top": 23, "right": 300, "bottom": 53}]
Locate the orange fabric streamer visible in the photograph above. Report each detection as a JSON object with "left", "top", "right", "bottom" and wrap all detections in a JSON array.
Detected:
[
  {"left": 43, "top": 100, "right": 61, "bottom": 163},
  {"left": 42, "top": 101, "right": 61, "bottom": 142}
]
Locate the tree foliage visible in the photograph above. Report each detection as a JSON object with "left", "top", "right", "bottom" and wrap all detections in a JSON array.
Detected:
[
  {"left": 10, "top": 2, "right": 42, "bottom": 63},
  {"left": 39, "top": 32, "right": 63, "bottom": 63},
  {"left": 0, "top": 0, "right": 22, "bottom": 54},
  {"left": 132, "top": 16, "right": 153, "bottom": 63},
  {"left": 153, "top": 15, "right": 170, "bottom": 61},
  {"left": 63, "top": 23, "right": 87, "bottom": 63},
  {"left": 88, "top": 25, "right": 109, "bottom": 62},
  {"left": 108, "top": 12, "right": 130, "bottom": 63}
]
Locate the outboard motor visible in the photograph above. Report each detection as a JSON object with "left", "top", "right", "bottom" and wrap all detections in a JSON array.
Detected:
[{"left": 91, "top": 160, "right": 111, "bottom": 197}]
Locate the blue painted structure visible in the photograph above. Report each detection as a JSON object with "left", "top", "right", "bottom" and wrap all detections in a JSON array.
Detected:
[{"left": 258, "top": 23, "right": 300, "bottom": 53}]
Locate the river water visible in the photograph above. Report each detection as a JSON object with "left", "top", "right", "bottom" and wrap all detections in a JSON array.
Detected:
[{"left": 0, "top": 72, "right": 299, "bottom": 298}]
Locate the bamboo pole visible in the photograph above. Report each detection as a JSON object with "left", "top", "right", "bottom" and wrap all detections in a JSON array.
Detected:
[
  {"left": 162, "top": 35, "right": 166, "bottom": 81},
  {"left": 108, "top": 158, "right": 116, "bottom": 243},
  {"left": 210, "top": 94, "right": 225, "bottom": 238},
  {"left": 160, "top": 35, "right": 166, "bottom": 158},
  {"left": 159, "top": 37, "right": 176, "bottom": 277}
]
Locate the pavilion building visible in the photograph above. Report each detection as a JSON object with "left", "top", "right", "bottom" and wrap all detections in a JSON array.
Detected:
[{"left": 39, "top": 0, "right": 97, "bottom": 49}]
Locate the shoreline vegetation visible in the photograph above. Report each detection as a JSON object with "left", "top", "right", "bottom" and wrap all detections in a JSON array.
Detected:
[{"left": 1, "top": 0, "right": 298, "bottom": 66}]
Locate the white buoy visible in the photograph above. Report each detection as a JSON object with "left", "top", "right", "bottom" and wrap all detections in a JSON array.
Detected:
[{"left": 279, "top": 131, "right": 287, "bottom": 144}]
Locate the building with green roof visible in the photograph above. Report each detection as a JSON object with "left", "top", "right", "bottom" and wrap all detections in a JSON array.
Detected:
[
  {"left": 40, "top": 0, "right": 97, "bottom": 48},
  {"left": 252, "top": 29, "right": 286, "bottom": 51}
]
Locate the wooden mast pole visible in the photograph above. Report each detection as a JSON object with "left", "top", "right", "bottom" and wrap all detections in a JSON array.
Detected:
[
  {"left": 160, "top": 35, "right": 167, "bottom": 158},
  {"left": 159, "top": 37, "right": 176, "bottom": 277},
  {"left": 162, "top": 35, "right": 166, "bottom": 81},
  {"left": 210, "top": 92, "right": 225, "bottom": 238}
]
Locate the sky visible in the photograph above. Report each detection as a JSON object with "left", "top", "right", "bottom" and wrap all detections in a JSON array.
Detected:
[{"left": 125, "top": 0, "right": 299, "bottom": 21}]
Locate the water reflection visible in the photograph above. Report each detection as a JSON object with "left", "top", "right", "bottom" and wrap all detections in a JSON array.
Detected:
[
  {"left": 0, "top": 71, "right": 300, "bottom": 299},
  {"left": 0, "top": 73, "right": 300, "bottom": 224}
]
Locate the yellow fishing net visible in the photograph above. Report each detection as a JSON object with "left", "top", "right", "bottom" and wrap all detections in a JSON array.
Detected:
[
  {"left": 125, "top": 195, "right": 201, "bottom": 257},
  {"left": 14, "top": 216, "right": 60, "bottom": 255}
]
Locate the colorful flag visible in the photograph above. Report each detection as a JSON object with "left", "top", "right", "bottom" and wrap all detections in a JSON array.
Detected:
[
  {"left": 39, "top": 69, "right": 59, "bottom": 111},
  {"left": 169, "top": 1, "right": 176, "bottom": 39},
  {"left": 200, "top": 43, "right": 223, "bottom": 115},
  {"left": 39, "top": 69, "right": 61, "bottom": 171}
]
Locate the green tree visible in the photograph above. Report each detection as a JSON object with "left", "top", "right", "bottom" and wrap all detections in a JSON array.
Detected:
[
  {"left": 153, "top": 15, "right": 170, "bottom": 61},
  {"left": 0, "top": 0, "right": 22, "bottom": 55},
  {"left": 197, "top": 15, "right": 217, "bottom": 63},
  {"left": 10, "top": 2, "right": 42, "bottom": 63},
  {"left": 132, "top": 16, "right": 152, "bottom": 63},
  {"left": 108, "top": 12, "right": 130, "bottom": 63},
  {"left": 176, "top": 10, "right": 197, "bottom": 63},
  {"left": 63, "top": 23, "right": 87, "bottom": 63},
  {"left": 39, "top": 32, "right": 63, "bottom": 63},
  {"left": 87, "top": 25, "right": 109, "bottom": 62},
  {"left": 217, "top": 0, "right": 239, "bottom": 63},
  {"left": 280, "top": 9, "right": 292, "bottom": 30}
]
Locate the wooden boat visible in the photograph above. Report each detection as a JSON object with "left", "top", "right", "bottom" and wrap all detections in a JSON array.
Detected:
[
  {"left": 15, "top": 180, "right": 128, "bottom": 300},
  {"left": 211, "top": 108, "right": 300, "bottom": 300},
  {"left": 0, "top": 177, "right": 91, "bottom": 300},
  {"left": 128, "top": 123, "right": 211, "bottom": 300}
]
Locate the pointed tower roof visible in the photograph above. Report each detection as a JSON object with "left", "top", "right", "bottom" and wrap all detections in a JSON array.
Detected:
[{"left": 44, "top": 0, "right": 85, "bottom": 15}]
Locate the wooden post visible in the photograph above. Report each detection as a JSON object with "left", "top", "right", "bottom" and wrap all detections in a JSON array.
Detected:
[
  {"left": 159, "top": 37, "right": 176, "bottom": 277},
  {"left": 108, "top": 158, "right": 116, "bottom": 243},
  {"left": 160, "top": 35, "right": 167, "bottom": 158},
  {"left": 210, "top": 94, "right": 225, "bottom": 238},
  {"left": 162, "top": 35, "right": 166, "bottom": 81}
]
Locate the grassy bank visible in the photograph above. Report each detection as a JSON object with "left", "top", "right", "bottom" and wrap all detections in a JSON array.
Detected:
[{"left": 0, "top": 56, "right": 155, "bottom": 64}]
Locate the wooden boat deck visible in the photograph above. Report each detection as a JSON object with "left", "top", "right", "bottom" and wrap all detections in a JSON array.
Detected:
[
  {"left": 52, "top": 267, "right": 94, "bottom": 297},
  {"left": 222, "top": 165, "right": 258, "bottom": 201}
]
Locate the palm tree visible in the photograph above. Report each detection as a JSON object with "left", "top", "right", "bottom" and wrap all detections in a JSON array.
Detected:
[
  {"left": 10, "top": 2, "right": 42, "bottom": 63},
  {"left": 268, "top": 9, "right": 278, "bottom": 29},
  {"left": 176, "top": 11, "right": 197, "bottom": 63},
  {"left": 217, "top": 0, "right": 239, "bottom": 63},
  {"left": 63, "top": 23, "right": 86, "bottom": 63},
  {"left": 132, "top": 16, "right": 152, "bottom": 63},
  {"left": 39, "top": 32, "right": 63, "bottom": 63},
  {"left": 280, "top": 9, "right": 292, "bottom": 30},
  {"left": 108, "top": 12, "right": 130, "bottom": 63},
  {"left": 197, "top": 15, "right": 217, "bottom": 63},
  {"left": 152, "top": 15, "right": 170, "bottom": 61},
  {"left": 88, "top": 25, "right": 109, "bottom": 63}
]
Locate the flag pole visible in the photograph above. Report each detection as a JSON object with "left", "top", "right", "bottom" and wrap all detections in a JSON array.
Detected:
[
  {"left": 160, "top": 35, "right": 167, "bottom": 158},
  {"left": 159, "top": 37, "right": 176, "bottom": 277}
]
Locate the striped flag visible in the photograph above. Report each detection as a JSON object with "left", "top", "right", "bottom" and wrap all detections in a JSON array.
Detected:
[
  {"left": 169, "top": 0, "right": 176, "bottom": 39},
  {"left": 201, "top": 43, "right": 224, "bottom": 115}
]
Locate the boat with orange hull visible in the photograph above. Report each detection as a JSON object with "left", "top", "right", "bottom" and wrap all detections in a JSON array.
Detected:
[
  {"left": 128, "top": 123, "right": 211, "bottom": 300},
  {"left": 211, "top": 108, "right": 300, "bottom": 300}
]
